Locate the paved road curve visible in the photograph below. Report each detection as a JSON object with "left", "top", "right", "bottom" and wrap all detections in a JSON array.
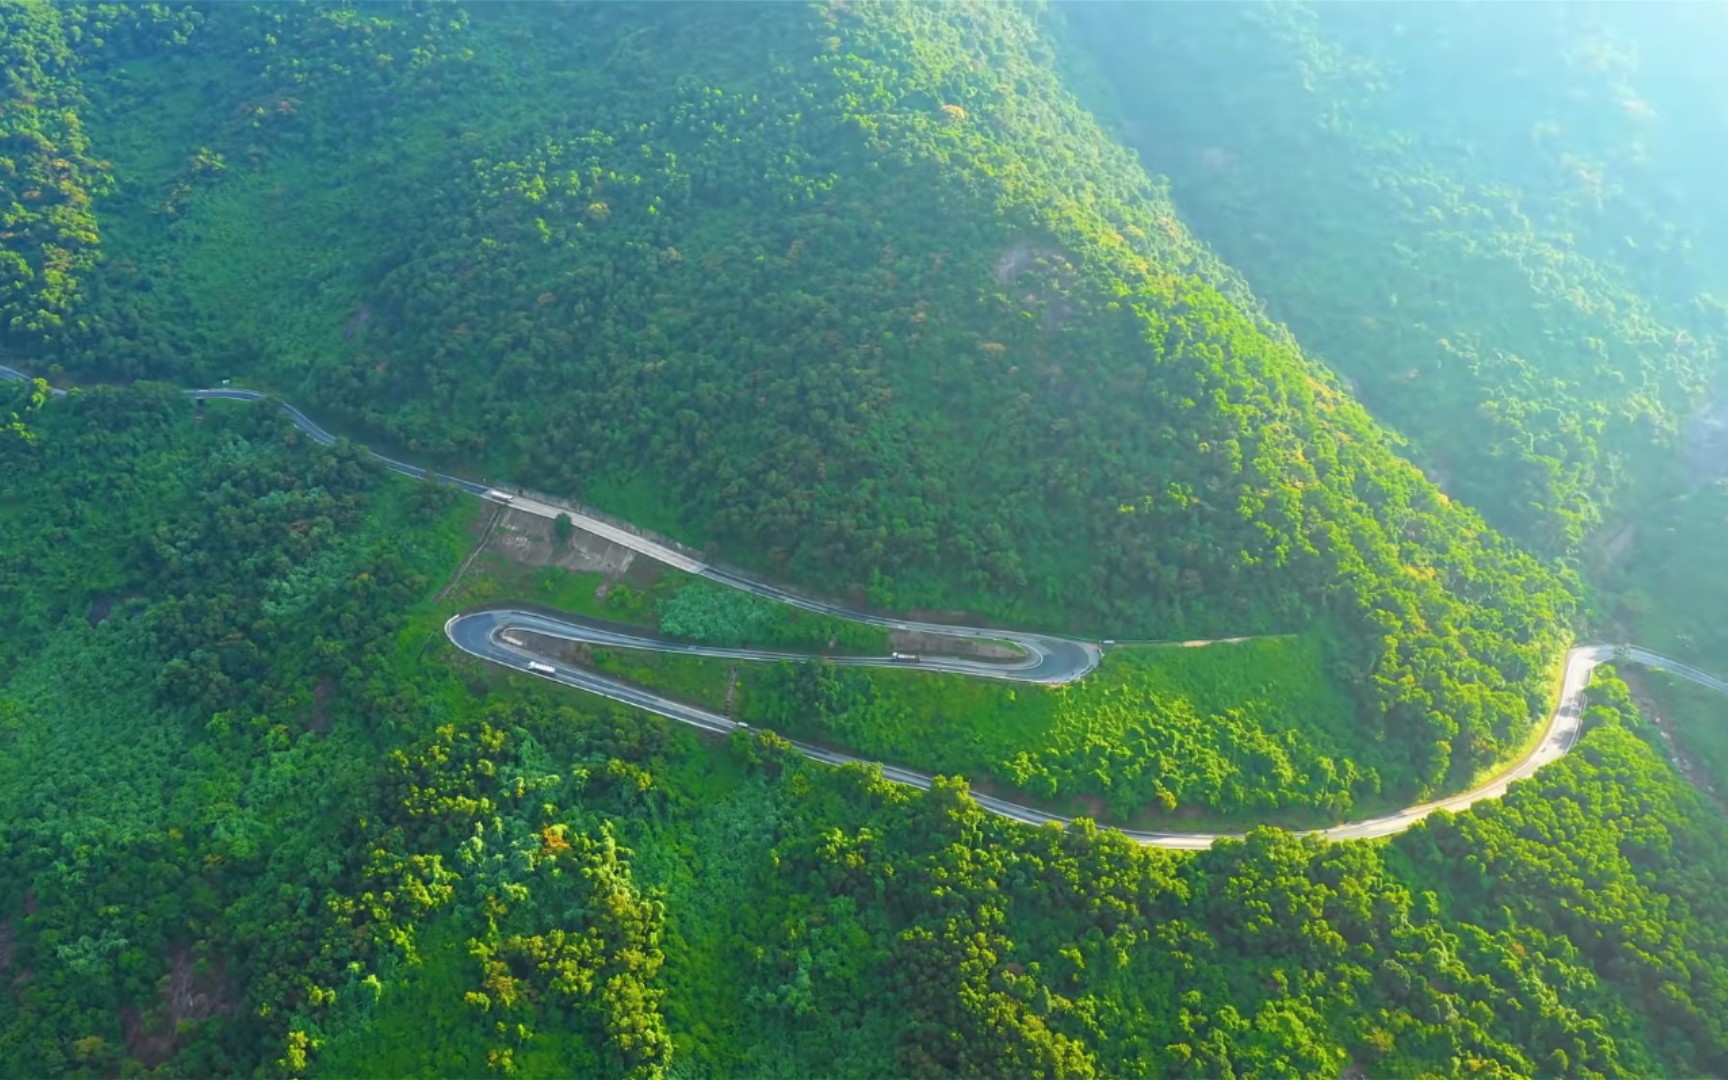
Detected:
[
  {"left": 0, "top": 365, "right": 1099, "bottom": 680},
  {"left": 9, "top": 366, "right": 1725, "bottom": 848},
  {"left": 448, "top": 613, "right": 1728, "bottom": 850}
]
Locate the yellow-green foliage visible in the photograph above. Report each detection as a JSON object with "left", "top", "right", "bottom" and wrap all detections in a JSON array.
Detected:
[
  {"left": 741, "top": 635, "right": 1374, "bottom": 822},
  {"left": 21, "top": 0, "right": 1575, "bottom": 801},
  {"left": 4, "top": 390, "right": 1728, "bottom": 1079}
]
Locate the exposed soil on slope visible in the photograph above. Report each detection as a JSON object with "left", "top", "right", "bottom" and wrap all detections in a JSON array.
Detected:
[
  {"left": 309, "top": 674, "right": 335, "bottom": 733},
  {"left": 121, "top": 948, "right": 236, "bottom": 1068},
  {"left": 87, "top": 596, "right": 115, "bottom": 627},
  {"left": 486, "top": 506, "right": 640, "bottom": 575},
  {"left": 86, "top": 592, "right": 142, "bottom": 627},
  {"left": 888, "top": 628, "right": 1021, "bottom": 661},
  {"left": 1624, "top": 669, "right": 1724, "bottom": 808}
]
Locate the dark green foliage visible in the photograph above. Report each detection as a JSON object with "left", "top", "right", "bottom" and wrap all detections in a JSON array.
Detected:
[
  {"left": 1, "top": 376, "right": 50, "bottom": 441},
  {"left": 0, "top": 388, "right": 663, "bottom": 1075},
  {"left": 657, "top": 580, "right": 884, "bottom": 653},
  {"left": 1396, "top": 667, "right": 1728, "bottom": 1077},
  {"left": 0, "top": 383, "right": 207, "bottom": 673},
  {"left": 2, "top": 390, "right": 1727, "bottom": 1078},
  {"left": 311, "top": 713, "right": 674, "bottom": 1078},
  {"left": 726, "top": 683, "right": 1728, "bottom": 1078},
  {"left": 4, "top": 0, "right": 1579, "bottom": 800},
  {"left": 0, "top": 387, "right": 456, "bottom": 1074},
  {"left": 4, "top": 4, "right": 1728, "bottom": 1077},
  {"left": 0, "top": 1, "right": 203, "bottom": 342}
]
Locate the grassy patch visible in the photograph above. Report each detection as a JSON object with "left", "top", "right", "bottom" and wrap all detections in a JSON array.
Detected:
[
  {"left": 590, "top": 647, "right": 737, "bottom": 710},
  {"left": 723, "top": 634, "right": 1371, "bottom": 824},
  {"left": 446, "top": 555, "right": 642, "bottom": 620},
  {"left": 426, "top": 535, "right": 1380, "bottom": 824},
  {"left": 439, "top": 543, "right": 889, "bottom": 654},
  {"left": 420, "top": 533, "right": 1373, "bottom": 823}
]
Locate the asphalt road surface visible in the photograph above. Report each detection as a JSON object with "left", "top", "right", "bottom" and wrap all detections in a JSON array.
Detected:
[
  {"left": 1, "top": 367, "right": 493, "bottom": 496},
  {"left": 448, "top": 613, "right": 1727, "bottom": 850},
  {"left": 8, "top": 365, "right": 1724, "bottom": 849}
]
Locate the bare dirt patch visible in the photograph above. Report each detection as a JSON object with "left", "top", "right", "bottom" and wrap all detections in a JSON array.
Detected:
[
  {"left": 8, "top": 901, "right": 32, "bottom": 992},
  {"left": 1072, "top": 794, "right": 1108, "bottom": 822},
  {"left": 992, "top": 240, "right": 1052, "bottom": 284},
  {"left": 122, "top": 948, "right": 236, "bottom": 1068},
  {"left": 889, "top": 628, "right": 1022, "bottom": 662},
  {"left": 991, "top": 240, "right": 1079, "bottom": 330},
  {"left": 1624, "top": 670, "right": 1723, "bottom": 808},
  {"left": 1683, "top": 394, "right": 1728, "bottom": 482},
  {"left": 309, "top": 675, "right": 335, "bottom": 733},
  {"left": 87, "top": 596, "right": 115, "bottom": 628},
  {"left": 86, "top": 592, "right": 141, "bottom": 628},
  {"left": 488, "top": 507, "right": 639, "bottom": 576},
  {"left": 1587, "top": 519, "right": 1638, "bottom": 570}
]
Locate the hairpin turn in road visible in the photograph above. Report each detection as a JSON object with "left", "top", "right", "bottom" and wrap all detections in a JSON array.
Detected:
[{"left": 7, "top": 365, "right": 1724, "bottom": 849}]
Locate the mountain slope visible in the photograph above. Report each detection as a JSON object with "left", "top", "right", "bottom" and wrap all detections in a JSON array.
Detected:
[
  {"left": 4, "top": 1, "right": 1576, "bottom": 795},
  {"left": 1066, "top": 2, "right": 1728, "bottom": 555},
  {"left": 2, "top": 389, "right": 1725, "bottom": 1078}
]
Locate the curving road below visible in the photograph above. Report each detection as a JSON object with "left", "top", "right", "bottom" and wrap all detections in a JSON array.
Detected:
[
  {"left": 9, "top": 365, "right": 1726, "bottom": 848},
  {"left": 447, "top": 612, "right": 1728, "bottom": 850}
]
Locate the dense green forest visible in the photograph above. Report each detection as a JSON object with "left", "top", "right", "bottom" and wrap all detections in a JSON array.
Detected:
[
  {"left": 1067, "top": 2, "right": 1728, "bottom": 686},
  {"left": 6, "top": 0, "right": 1728, "bottom": 1075},
  {"left": 0, "top": 0, "right": 1584, "bottom": 804},
  {"left": 4, "top": 387, "right": 1728, "bottom": 1078}
]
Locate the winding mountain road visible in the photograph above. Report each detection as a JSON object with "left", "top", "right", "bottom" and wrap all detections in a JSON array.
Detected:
[
  {"left": 8, "top": 365, "right": 1726, "bottom": 849},
  {"left": 448, "top": 614, "right": 1726, "bottom": 850}
]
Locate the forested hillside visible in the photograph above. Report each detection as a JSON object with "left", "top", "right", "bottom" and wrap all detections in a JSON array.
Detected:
[
  {"left": 2, "top": 386, "right": 1727, "bottom": 1077},
  {"left": 6, "top": 2, "right": 1728, "bottom": 1075},
  {"left": 1, "top": 0, "right": 1581, "bottom": 800},
  {"left": 0, "top": 2, "right": 110, "bottom": 341},
  {"left": 0, "top": 384, "right": 465, "bottom": 1073},
  {"left": 1068, "top": 2, "right": 1728, "bottom": 556}
]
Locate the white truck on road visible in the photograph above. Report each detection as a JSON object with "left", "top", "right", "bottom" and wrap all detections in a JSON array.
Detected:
[{"left": 527, "top": 661, "right": 556, "bottom": 675}]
